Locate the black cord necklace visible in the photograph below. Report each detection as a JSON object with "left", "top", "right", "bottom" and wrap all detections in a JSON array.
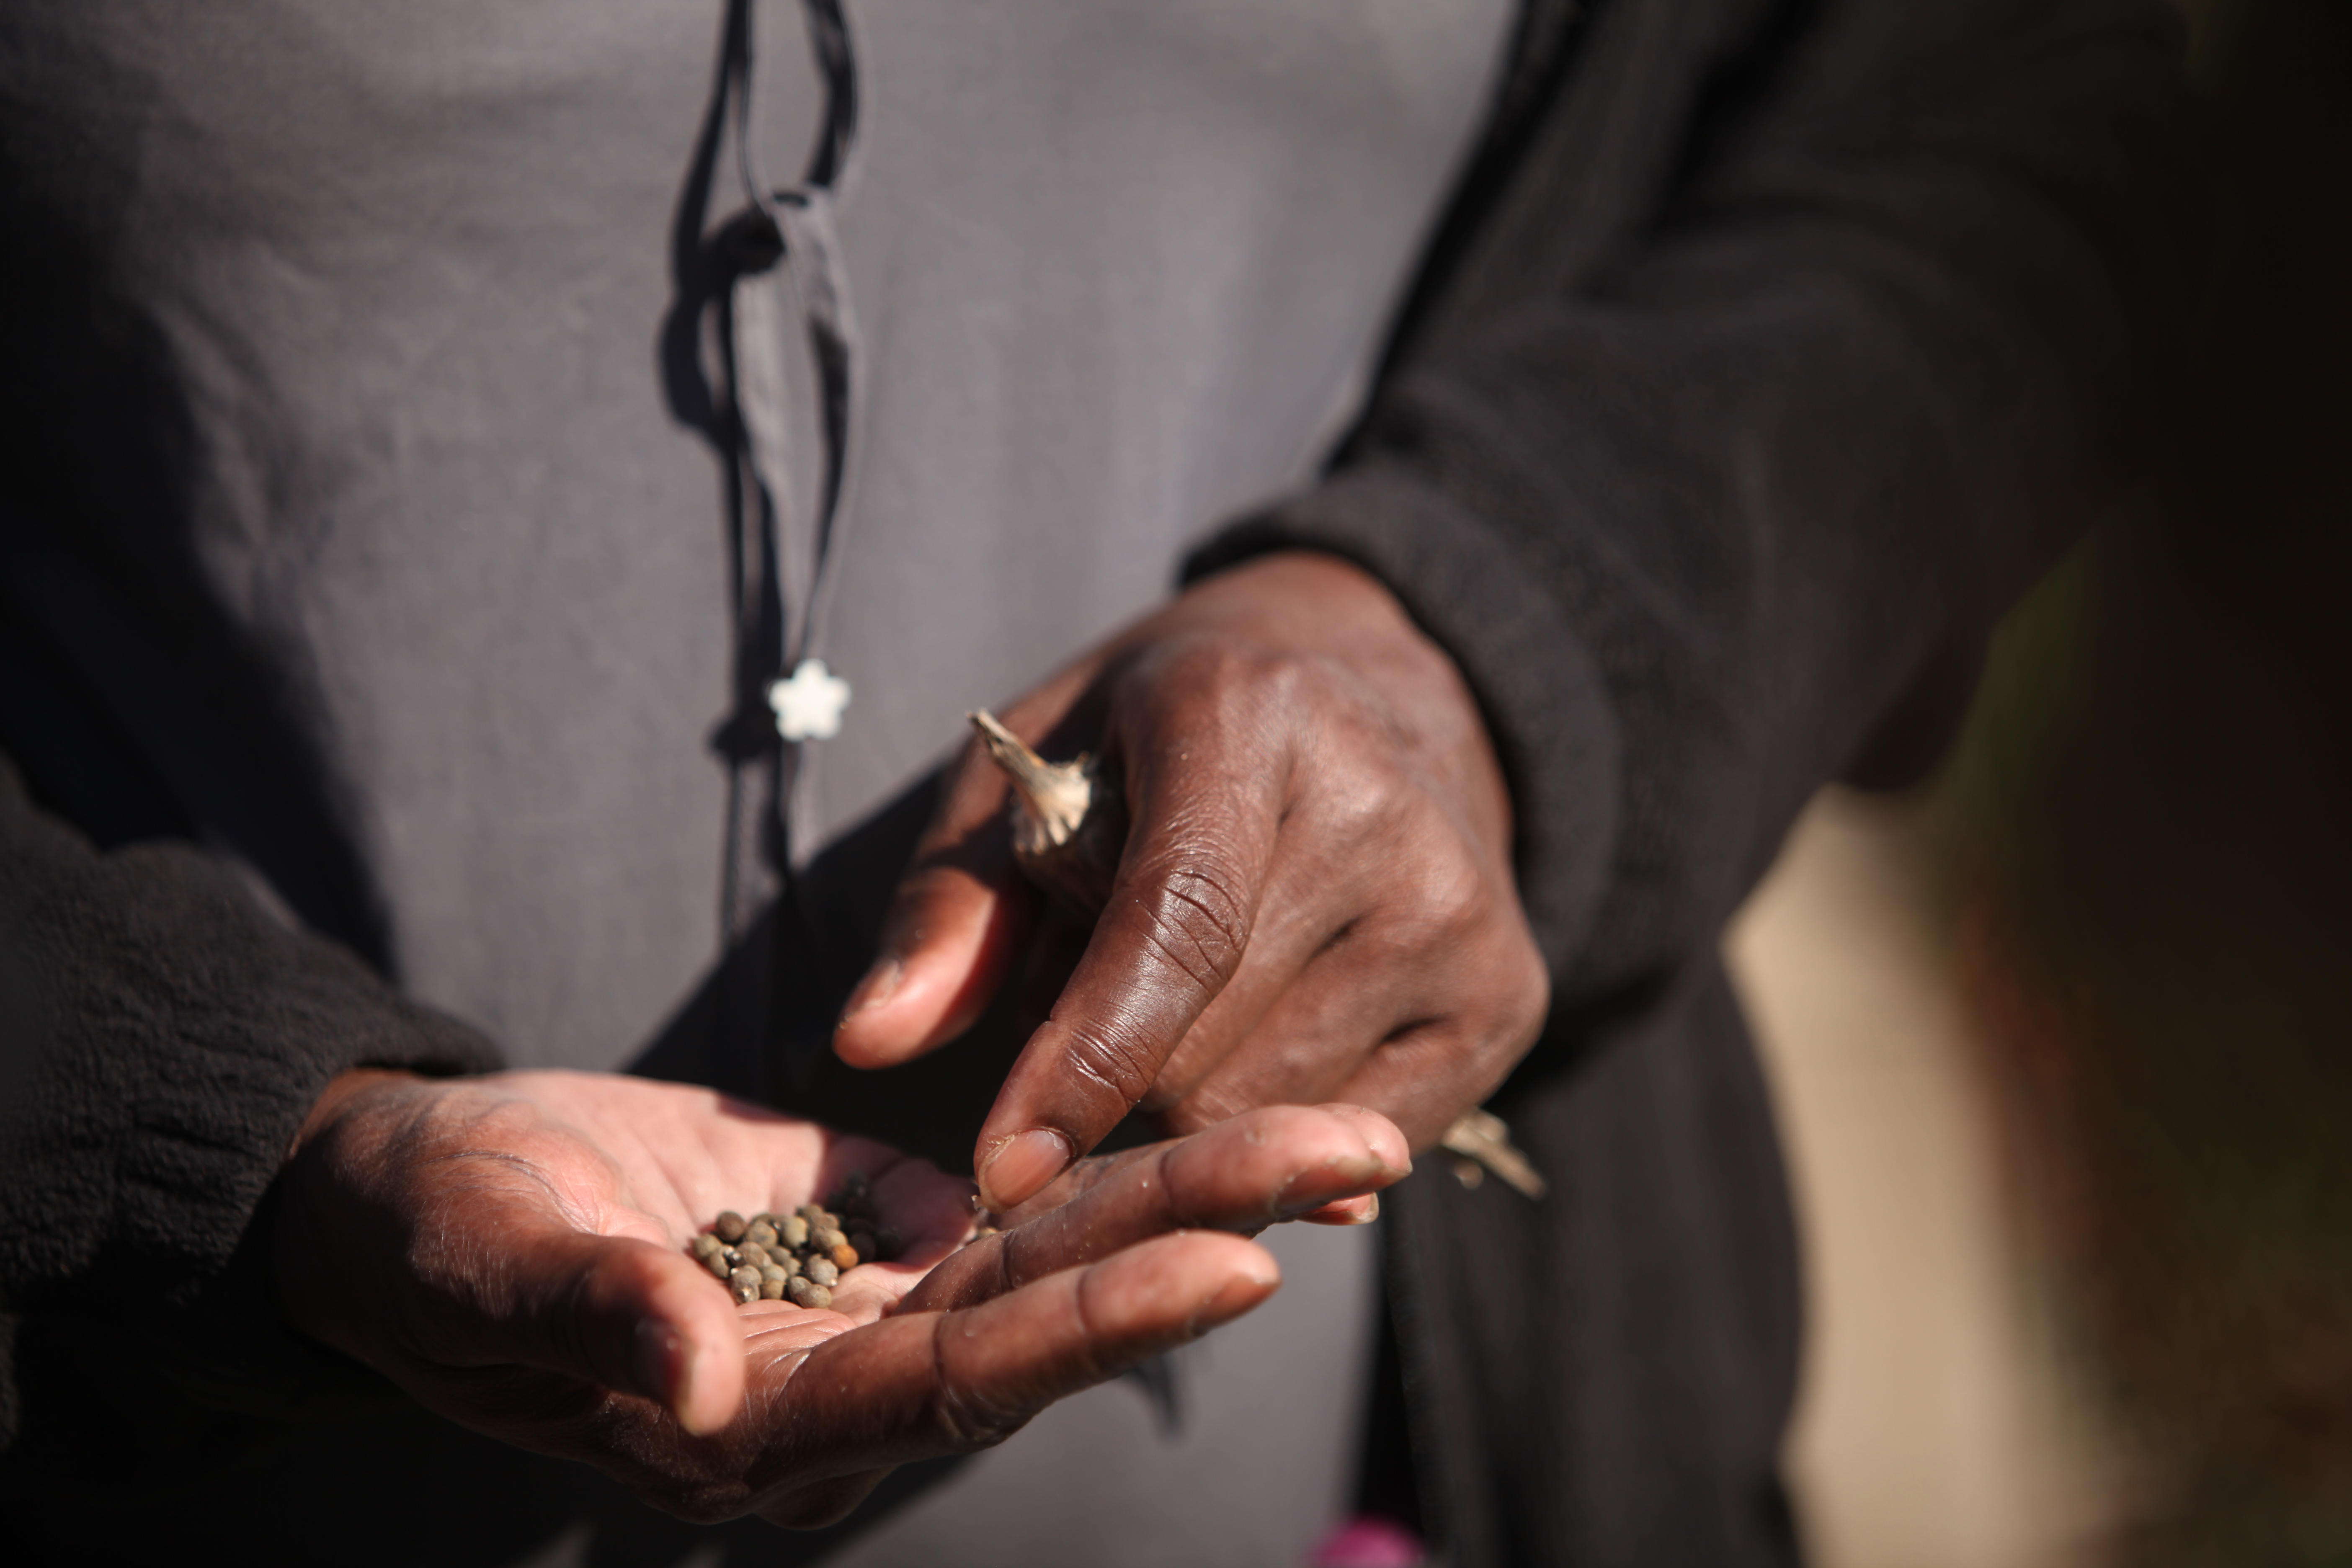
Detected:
[
  {"left": 736, "top": 0, "right": 859, "bottom": 743},
  {"left": 709, "top": 0, "right": 862, "bottom": 941}
]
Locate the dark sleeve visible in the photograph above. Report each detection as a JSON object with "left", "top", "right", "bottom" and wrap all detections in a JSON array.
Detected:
[
  {"left": 1191, "top": 0, "right": 2201, "bottom": 1024},
  {"left": 0, "top": 755, "right": 497, "bottom": 1478}
]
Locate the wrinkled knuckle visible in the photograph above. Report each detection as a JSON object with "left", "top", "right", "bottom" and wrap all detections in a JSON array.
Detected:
[
  {"left": 932, "top": 1382, "right": 1033, "bottom": 1452},
  {"left": 1385, "top": 850, "right": 1491, "bottom": 951},
  {"left": 1060, "top": 1018, "right": 1162, "bottom": 1107},
  {"left": 928, "top": 1329, "right": 1035, "bottom": 1452},
  {"left": 1131, "top": 857, "right": 1254, "bottom": 992}
]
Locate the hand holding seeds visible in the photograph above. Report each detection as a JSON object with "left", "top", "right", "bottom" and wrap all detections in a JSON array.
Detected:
[
  {"left": 835, "top": 550, "right": 1551, "bottom": 1210},
  {"left": 268, "top": 1067, "right": 1406, "bottom": 1528}
]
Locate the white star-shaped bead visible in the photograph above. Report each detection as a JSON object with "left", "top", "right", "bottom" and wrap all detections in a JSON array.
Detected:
[{"left": 769, "top": 658, "right": 851, "bottom": 741}]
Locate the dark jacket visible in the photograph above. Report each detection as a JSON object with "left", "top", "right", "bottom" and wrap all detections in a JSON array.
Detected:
[{"left": 0, "top": 0, "right": 2198, "bottom": 1562}]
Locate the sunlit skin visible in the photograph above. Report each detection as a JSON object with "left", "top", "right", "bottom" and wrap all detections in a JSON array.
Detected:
[
  {"left": 270, "top": 1069, "right": 1407, "bottom": 1527},
  {"left": 835, "top": 550, "right": 1551, "bottom": 1211}
]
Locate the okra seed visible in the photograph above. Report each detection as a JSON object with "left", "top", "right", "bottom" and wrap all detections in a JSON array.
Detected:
[{"left": 714, "top": 1211, "right": 748, "bottom": 1244}]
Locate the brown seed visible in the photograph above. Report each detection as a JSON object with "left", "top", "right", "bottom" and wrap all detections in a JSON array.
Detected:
[
  {"left": 828, "top": 1240, "right": 859, "bottom": 1272},
  {"left": 801, "top": 1283, "right": 832, "bottom": 1311},
  {"left": 745, "top": 1221, "right": 779, "bottom": 1251},
  {"left": 847, "top": 1230, "right": 877, "bottom": 1263},
  {"left": 722, "top": 1248, "right": 744, "bottom": 1270},
  {"left": 785, "top": 1277, "right": 821, "bottom": 1309},
  {"left": 759, "top": 1264, "right": 790, "bottom": 1284},
  {"left": 780, "top": 1215, "right": 810, "bottom": 1249},
  {"left": 704, "top": 1251, "right": 732, "bottom": 1279},
  {"left": 805, "top": 1257, "right": 839, "bottom": 1288},
  {"left": 796, "top": 1204, "right": 826, "bottom": 1229},
  {"left": 737, "top": 1243, "right": 771, "bottom": 1269},
  {"left": 759, "top": 1276, "right": 787, "bottom": 1300},
  {"left": 729, "top": 1265, "right": 762, "bottom": 1304},
  {"left": 811, "top": 1225, "right": 847, "bottom": 1254},
  {"left": 714, "top": 1211, "right": 748, "bottom": 1244},
  {"left": 689, "top": 1233, "right": 722, "bottom": 1260}
]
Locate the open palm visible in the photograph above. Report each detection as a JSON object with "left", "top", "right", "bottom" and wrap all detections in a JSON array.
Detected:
[{"left": 269, "top": 1070, "right": 1405, "bottom": 1526}]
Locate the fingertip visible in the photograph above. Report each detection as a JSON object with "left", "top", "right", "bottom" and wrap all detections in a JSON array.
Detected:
[
  {"left": 1313, "top": 1102, "right": 1413, "bottom": 1178},
  {"left": 627, "top": 1251, "right": 748, "bottom": 1435},
  {"left": 629, "top": 1314, "right": 739, "bottom": 1436},
  {"left": 836, "top": 875, "right": 1032, "bottom": 1068},
  {"left": 975, "top": 1127, "right": 1074, "bottom": 1212},
  {"left": 1073, "top": 1232, "right": 1281, "bottom": 1344},
  {"left": 668, "top": 1320, "right": 747, "bottom": 1436},
  {"left": 1295, "top": 1193, "right": 1381, "bottom": 1226}
]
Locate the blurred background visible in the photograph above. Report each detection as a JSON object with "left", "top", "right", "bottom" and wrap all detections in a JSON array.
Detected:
[{"left": 1728, "top": 0, "right": 2352, "bottom": 1560}]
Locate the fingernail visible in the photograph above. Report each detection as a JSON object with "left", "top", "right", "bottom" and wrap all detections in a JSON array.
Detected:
[
  {"left": 977, "top": 1128, "right": 1073, "bottom": 1210},
  {"left": 843, "top": 957, "right": 903, "bottom": 1020},
  {"left": 633, "top": 1319, "right": 683, "bottom": 1407},
  {"left": 1189, "top": 1270, "right": 1279, "bottom": 1336},
  {"left": 1273, "top": 1159, "right": 1382, "bottom": 1220}
]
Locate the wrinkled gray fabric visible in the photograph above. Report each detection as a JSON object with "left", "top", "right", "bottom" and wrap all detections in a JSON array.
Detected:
[
  {"left": 0, "top": 0, "right": 1508, "bottom": 1071},
  {"left": 0, "top": 3, "right": 1506, "bottom": 1563}
]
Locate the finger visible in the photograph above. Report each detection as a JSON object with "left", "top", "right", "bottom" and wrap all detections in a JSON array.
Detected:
[
  {"left": 907, "top": 1104, "right": 1407, "bottom": 1314},
  {"left": 1331, "top": 1018, "right": 1535, "bottom": 1150},
  {"left": 833, "top": 668, "right": 1109, "bottom": 1070},
  {"left": 831, "top": 758, "right": 1037, "bottom": 1068},
  {"left": 453, "top": 1222, "right": 750, "bottom": 1437},
  {"left": 1132, "top": 828, "right": 1372, "bottom": 1115},
  {"left": 1163, "top": 849, "right": 1547, "bottom": 1140},
  {"left": 973, "top": 681, "right": 1295, "bottom": 1208},
  {"left": 1154, "top": 917, "right": 1435, "bottom": 1135},
  {"left": 766, "top": 1231, "right": 1280, "bottom": 1482},
  {"left": 483, "top": 1228, "right": 1279, "bottom": 1529}
]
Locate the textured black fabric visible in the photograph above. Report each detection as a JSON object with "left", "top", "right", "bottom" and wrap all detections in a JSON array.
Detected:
[
  {"left": 0, "top": 0, "right": 2197, "bottom": 1558},
  {"left": 1188, "top": 0, "right": 2200, "bottom": 1561},
  {"left": 0, "top": 758, "right": 497, "bottom": 1475}
]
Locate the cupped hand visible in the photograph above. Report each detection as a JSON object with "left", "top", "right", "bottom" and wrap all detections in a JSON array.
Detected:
[
  {"left": 269, "top": 1068, "right": 1406, "bottom": 1527},
  {"left": 833, "top": 550, "right": 1551, "bottom": 1212}
]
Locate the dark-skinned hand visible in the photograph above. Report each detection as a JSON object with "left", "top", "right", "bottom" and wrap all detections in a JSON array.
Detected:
[
  {"left": 268, "top": 1068, "right": 1406, "bottom": 1527},
  {"left": 833, "top": 549, "right": 1550, "bottom": 1212}
]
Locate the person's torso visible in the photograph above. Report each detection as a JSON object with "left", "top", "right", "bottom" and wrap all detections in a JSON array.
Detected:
[{"left": 0, "top": 0, "right": 1513, "bottom": 1067}]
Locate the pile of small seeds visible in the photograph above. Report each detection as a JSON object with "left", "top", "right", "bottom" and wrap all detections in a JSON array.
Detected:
[{"left": 687, "top": 1171, "right": 903, "bottom": 1310}]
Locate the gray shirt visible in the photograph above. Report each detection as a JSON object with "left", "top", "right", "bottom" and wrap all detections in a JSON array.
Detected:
[
  {"left": 11, "top": 0, "right": 1508, "bottom": 1066},
  {"left": 3, "top": 3, "right": 1512, "bottom": 1561}
]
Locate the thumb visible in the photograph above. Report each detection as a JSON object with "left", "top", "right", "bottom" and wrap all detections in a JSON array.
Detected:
[{"left": 467, "top": 1225, "right": 750, "bottom": 1437}]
